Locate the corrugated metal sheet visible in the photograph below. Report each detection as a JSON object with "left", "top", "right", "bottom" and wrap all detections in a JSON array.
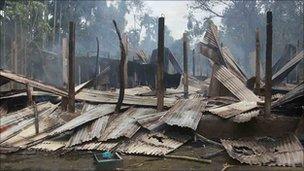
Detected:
[
  {"left": 0, "top": 105, "right": 58, "bottom": 144},
  {"left": 0, "top": 103, "right": 8, "bottom": 116},
  {"left": 67, "top": 115, "right": 109, "bottom": 147},
  {"left": 137, "top": 112, "right": 166, "bottom": 130},
  {"left": 99, "top": 108, "right": 156, "bottom": 141},
  {"left": 213, "top": 64, "right": 261, "bottom": 102},
  {"left": 221, "top": 135, "right": 304, "bottom": 166},
  {"left": 162, "top": 98, "right": 205, "bottom": 130},
  {"left": 272, "top": 82, "right": 304, "bottom": 108},
  {"left": 49, "top": 104, "right": 116, "bottom": 136},
  {"left": 231, "top": 110, "right": 260, "bottom": 123},
  {"left": 76, "top": 89, "right": 176, "bottom": 107},
  {"left": 1, "top": 107, "right": 63, "bottom": 147},
  {"left": 29, "top": 140, "right": 66, "bottom": 151},
  {"left": 222, "top": 47, "right": 247, "bottom": 83},
  {"left": 272, "top": 50, "right": 303, "bottom": 86},
  {"left": 118, "top": 131, "right": 190, "bottom": 156},
  {"left": 0, "top": 102, "right": 53, "bottom": 127},
  {"left": 208, "top": 101, "right": 257, "bottom": 119},
  {"left": 74, "top": 141, "right": 119, "bottom": 151}
]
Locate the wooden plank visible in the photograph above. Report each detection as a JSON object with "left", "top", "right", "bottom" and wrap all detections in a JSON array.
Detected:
[{"left": 157, "top": 17, "right": 165, "bottom": 111}]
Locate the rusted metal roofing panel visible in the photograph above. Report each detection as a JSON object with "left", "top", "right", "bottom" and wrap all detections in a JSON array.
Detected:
[
  {"left": 162, "top": 98, "right": 205, "bottom": 130},
  {"left": 2, "top": 108, "right": 63, "bottom": 147},
  {"left": 231, "top": 110, "right": 260, "bottom": 123},
  {"left": 67, "top": 115, "right": 109, "bottom": 147},
  {"left": 272, "top": 82, "right": 304, "bottom": 108},
  {"left": 0, "top": 105, "right": 58, "bottom": 144},
  {"left": 118, "top": 131, "right": 190, "bottom": 156},
  {"left": 272, "top": 50, "right": 303, "bottom": 86},
  {"left": 76, "top": 89, "right": 176, "bottom": 107},
  {"left": 99, "top": 108, "right": 156, "bottom": 141},
  {"left": 0, "top": 102, "right": 53, "bottom": 127},
  {"left": 74, "top": 141, "right": 119, "bottom": 151},
  {"left": 29, "top": 140, "right": 66, "bottom": 151},
  {"left": 0, "top": 104, "right": 8, "bottom": 116},
  {"left": 137, "top": 112, "right": 166, "bottom": 130},
  {"left": 0, "top": 69, "right": 68, "bottom": 97},
  {"left": 222, "top": 47, "right": 247, "bottom": 83},
  {"left": 221, "top": 135, "right": 304, "bottom": 166},
  {"left": 49, "top": 104, "right": 116, "bottom": 136},
  {"left": 213, "top": 64, "right": 261, "bottom": 102},
  {"left": 208, "top": 101, "right": 257, "bottom": 119}
]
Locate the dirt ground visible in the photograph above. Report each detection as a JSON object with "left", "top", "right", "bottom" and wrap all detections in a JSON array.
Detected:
[{"left": 0, "top": 141, "right": 303, "bottom": 171}]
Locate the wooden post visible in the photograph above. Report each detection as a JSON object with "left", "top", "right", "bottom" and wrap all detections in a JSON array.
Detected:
[
  {"left": 52, "top": 0, "right": 57, "bottom": 50},
  {"left": 157, "top": 17, "right": 165, "bottom": 111},
  {"left": 123, "top": 34, "right": 129, "bottom": 88},
  {"left": 113, "top": 20, "right": 126, "bottom": 113},
  {"left": 26, "top": 84, "right": 33, "bottom": 106},
  {"left": 33, "top": 101, "right": 39, "bottom": 134},
  {"left": 265, "top": 11, "right": 272, "bottom": 116},
  {"left": 183, "top": 33, "right": 189, "bottom": 99},
  {"left": 94, "top": 37, "right": 99, "bottom": 88},
  {"left": 192, "top": 49, "right": 195, "bottom": 77},
  {"left": 67, "top": 22, "right": 75, "bottom": 113},
  {"left": 255, "top": 28, "right": 261, "bottom": 95},
  {"left": 61, "top": 38, "right": 68, "bottom": 111}
]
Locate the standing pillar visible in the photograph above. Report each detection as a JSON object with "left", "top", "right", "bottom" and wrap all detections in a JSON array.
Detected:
[
  {"left": 255, "top": 28, "right": 261, "bottom": 95},
  {"left": 67, "top": 22, "right": 75, "bottom": 113},
  {"left": 265, "top": 11, "right": 273, "bottom": 116},
  {"left": 157, "top": 17, "right": 165, "bottom": 111},
  {"left": 183, "top": 33, "right": 189, "bottom": 99}
]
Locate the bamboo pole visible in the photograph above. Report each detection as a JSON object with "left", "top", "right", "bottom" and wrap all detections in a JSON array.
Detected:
[
  {"left": 265, "top": 11, "right": 272, "bottom": 116},
  {"left": 67, "top": 22, "right": 75, "bottom": 113},
  {"left": 157, "top": 17, "right": 165, "bottom": 111},
  {"left": 113, "top": 20, "right": 126, "bottom": 113},
  {"left": 94, "top": 37, "right": 99, "bottom": 88},
  {"left": 183, "top": 33, "right": 189, "bottom": 99},
  {"left": 255, "top": 28, "right": 261, "bottom": 95}
]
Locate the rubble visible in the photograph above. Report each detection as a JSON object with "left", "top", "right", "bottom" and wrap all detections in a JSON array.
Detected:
[{"left": 0, "top": 18, "right": 303, "bottom": 170}]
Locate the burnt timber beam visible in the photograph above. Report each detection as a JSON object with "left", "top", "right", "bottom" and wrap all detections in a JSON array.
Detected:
[
  {"left": 157, "top": 17, "right": 165, "bottom": 111},
  {"left": 265, "top": 11, "right": 273, "bottom": 116},
  {"left": 67, "top": 22, "right": 76, "bottom": 113},
  {"left": 183, "top": 33, "right": 189, "bottom": 99},
  {"left": 0, "top": 69, "right": 68, "bottom": 97},
  {"left": 113, "top": 20, "right": 126, "bottom": 113}
]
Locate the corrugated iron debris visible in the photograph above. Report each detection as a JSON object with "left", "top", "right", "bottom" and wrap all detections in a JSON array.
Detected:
[
  {"left": 221, "top": 135, "right": 304, "bottom": 167},
  {"left": 1, "top": 20, "right": 303, "bottom": 169}
]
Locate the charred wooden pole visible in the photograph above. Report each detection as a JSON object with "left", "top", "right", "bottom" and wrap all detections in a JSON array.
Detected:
[
  {"left": 67, "top": 22, "right": 75, "bottom": 113},
  {"left": 192, "top": 49, "right": 195, "bottom": 77},
  {"left": 94, "top": 37, "right": 99, "bottom": 88},
  {"left": 123, "top": 34, "right": 129, "bottom": 88},
  {"left": 255, "top": 28, "right": 261, "bottom": 95},
  {"left": 26, "top": 84, "right": 33, "bottom": 106},
  {"left": 33, "top": 101, "right": 39, "bottom": 134},
  {"left": 157, "top": 17, "right": 165, "bottom": 111},
  {"left": 61, "top": 38, "right": 68, "bottom": 111},
  {"left": 183, "top": 33, "right": 189, "bottom": 99},
  {"left": 265, "top": 11, "right": 272, "bottom": 116},
  {"left": 113, "top": 20, "right": 126, "bottom": 113}
]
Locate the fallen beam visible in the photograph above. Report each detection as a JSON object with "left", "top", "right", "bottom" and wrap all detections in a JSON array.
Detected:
[{"left": 0, "top": 69, "right": 68, "bottom": 97}]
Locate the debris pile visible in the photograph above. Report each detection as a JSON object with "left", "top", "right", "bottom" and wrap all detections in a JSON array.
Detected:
[{"left": 1, "top": 21, "right": 303, "bottom": 168}]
